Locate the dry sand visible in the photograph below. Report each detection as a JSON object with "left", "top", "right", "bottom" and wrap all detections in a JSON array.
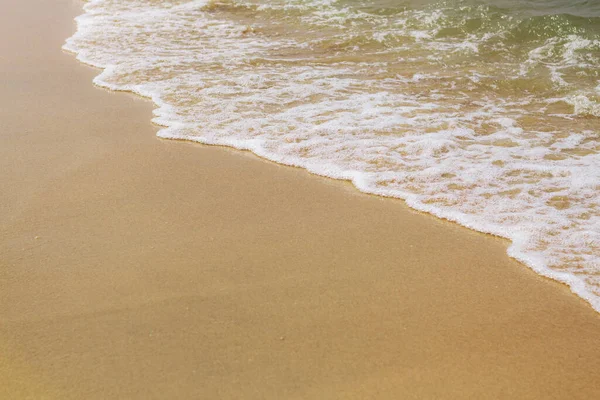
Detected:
[{"left": 1, "top": 0, "right": 600, "bottom": 399}]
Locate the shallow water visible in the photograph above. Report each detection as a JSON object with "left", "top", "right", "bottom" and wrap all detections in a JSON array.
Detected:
[{"left": 65, "top": 0, "right": 600, "bottom": 311}]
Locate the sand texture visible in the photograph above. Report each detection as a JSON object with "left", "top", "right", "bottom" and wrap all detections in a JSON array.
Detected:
[{"left": 1, "top": 1, "right": 600, "bottom": 399}]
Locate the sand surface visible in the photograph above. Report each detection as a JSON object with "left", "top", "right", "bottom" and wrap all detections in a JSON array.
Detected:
[{"left": 1, "top": 1, "right": 600, "bottom": 399}]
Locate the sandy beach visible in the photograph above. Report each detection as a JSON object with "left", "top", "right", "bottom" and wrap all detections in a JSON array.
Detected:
[{"left": 1, "top": 0, "right": 600, "bottom": 399}]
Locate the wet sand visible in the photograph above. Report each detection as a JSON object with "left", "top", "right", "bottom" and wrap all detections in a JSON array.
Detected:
[{"left": 1, "top": 0, "right": 600, "bottom": 399}]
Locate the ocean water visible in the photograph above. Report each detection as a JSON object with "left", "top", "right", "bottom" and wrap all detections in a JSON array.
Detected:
[{"left": 65, "top": 0, "right": 600, "bottom": 311}]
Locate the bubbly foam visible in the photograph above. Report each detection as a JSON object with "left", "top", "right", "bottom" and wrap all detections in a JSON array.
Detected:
[{"left": 65, "top": 0, "right": 600, "bottom": 311}]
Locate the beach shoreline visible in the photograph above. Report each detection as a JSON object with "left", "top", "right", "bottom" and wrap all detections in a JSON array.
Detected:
[{"left": 1, "top": 0, "right": 600, "bottom": 399}]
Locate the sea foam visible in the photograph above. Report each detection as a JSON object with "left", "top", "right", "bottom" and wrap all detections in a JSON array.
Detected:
[{"left": 65, "top": 0, "right": 600, "bottom": 311}]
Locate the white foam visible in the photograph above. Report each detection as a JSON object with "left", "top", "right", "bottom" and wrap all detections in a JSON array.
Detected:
[
  {"left": 567, "top": 95, "right": 600, "bottom": 117},
  {"left": 65, "top": 0, "right": 600, "bottom": 312}
]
